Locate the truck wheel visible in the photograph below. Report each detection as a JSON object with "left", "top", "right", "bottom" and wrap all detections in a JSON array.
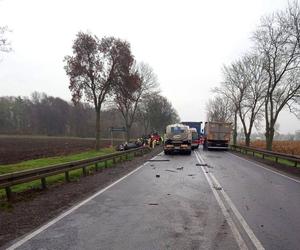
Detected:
[{"left": 164, "top": 150, "right": 169, "bottom": 155}]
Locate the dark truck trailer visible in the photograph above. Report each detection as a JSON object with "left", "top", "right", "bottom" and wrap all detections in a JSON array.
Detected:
[
  {"left": 203, "top": 122, "right": 232, "bottom": 150},
  {"left": 181, "top": 121, "right": 202, "bottom": 146}
]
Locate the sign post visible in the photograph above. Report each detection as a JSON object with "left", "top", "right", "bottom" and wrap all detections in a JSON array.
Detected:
[{"left": 110, "top": 127, "right": 126, "bottom": 147}]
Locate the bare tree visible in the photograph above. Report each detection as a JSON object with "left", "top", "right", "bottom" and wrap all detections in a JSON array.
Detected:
[
  {"left": 114, "top": 62, "right": 158, "bottom": 141},
  {"left": 253, "top": 12, "right": 300, "bottom": 150},
  {"left": 236, "top": 54, "right": 266, "bottom": 146},
  {"left": 217, "top": 61, "right": 249, "bottom": 145},
  {"left": 206, "top": 95, "right": 233, "bottom": 123},
  {"left": 64, "top": 32, "right": 133, "bottom": 150}
]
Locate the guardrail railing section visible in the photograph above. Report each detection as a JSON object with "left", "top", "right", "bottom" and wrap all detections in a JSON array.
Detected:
[
  {"left": 0, "top": 146, "right": 151, "bottom": 201},
  {"left": 230, "top": 144, "right": 300, "bottom": 168}
]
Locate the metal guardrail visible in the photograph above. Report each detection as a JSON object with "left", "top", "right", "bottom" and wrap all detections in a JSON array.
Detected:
[
  {"left": 0, "top": 146, "right": 151, "bottom": 201},
  {"left": 230, "top": 144, "right": 300, "bottom": 168}
]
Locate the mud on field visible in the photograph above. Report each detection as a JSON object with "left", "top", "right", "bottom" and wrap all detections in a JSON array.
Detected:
[
  {"left": 0, "top": 146, "right": 162, "bottom": 248},
  {"left": 0, "top": 136, "right": 122, "bottom": 165}
]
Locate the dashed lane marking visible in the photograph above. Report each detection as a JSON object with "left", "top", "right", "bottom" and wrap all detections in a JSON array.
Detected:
[{"left": 194, "top": 151, "right": 248, "bottom": 250}]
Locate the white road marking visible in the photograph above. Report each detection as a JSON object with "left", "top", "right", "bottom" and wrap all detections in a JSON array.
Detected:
[
  {"left": 229, "top": 152, "right": 300, "bottom": 184},
  {"left": 208, "top": 173, "right": 265, "bottom": 250},
  {"left": 194, "top": 151, "right": 248, "bottom": 250},
  {"left": 6, "top": 153, "right": 161, "bottom": 250}
]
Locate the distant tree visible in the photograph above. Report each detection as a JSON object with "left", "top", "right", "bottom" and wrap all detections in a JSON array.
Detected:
[
  {"left": 253, "top": 10, "right": 300, "bottom": 150},
  {"left": 216, "top": 61, "right": 248, "bottom": 146},
  {"left": 220, "top": 54, "right": 266, "bottom": 146},
  {"left": 206, "top": 95, "right": 233, "bottom": 123},
  {"left": 138, "top": 94, "right": 180, "bottom": 134},
  {"left": 64, "top": 32, "right": 133, "bottom": 150},
  {"left": 114, "top": 62, "right": 158, "bottom": 141}
]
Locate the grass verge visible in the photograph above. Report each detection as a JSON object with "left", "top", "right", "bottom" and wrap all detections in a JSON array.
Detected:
[{"left": 0, "top": 148, "right": 137, "bottom": 199}]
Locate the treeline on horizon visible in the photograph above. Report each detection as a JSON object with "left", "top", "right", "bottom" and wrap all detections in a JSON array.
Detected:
[{"left": 0, "top": 91, "right": 179, "bottom": 138}]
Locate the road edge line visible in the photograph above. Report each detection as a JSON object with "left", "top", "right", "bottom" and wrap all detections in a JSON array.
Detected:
[
  {"left": 6, "top": 152, "right": 161, "bottom": 250},
  {"left": 229, "top": 152, "right": 300, "bottom": 184}
]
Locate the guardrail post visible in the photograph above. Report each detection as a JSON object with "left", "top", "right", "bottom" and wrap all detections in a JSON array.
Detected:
[
  {"left": 65, "top": 171, "right": 70, "bottom": 182},
  {"left": 262, "top": 154, "right": 265, "bottom": 159},
  {"left": 104, "top": 160, "right": 108, "bottom": 168},
  {"left": 41, "top": 177, "right": 47, "bottom": 189},
  {"left": 82, "top": 167, "right": 87, "bottom": 176},
  {"left": 113, "top": 157, "right": 116, "bottom": 164},
  {"left": 95, "top": 163, "right": 98, "bottom": 171},
  {"left": 275, "top": 157, "right": 278, "bottom": 163},
  {"left": 5, "top": 187, "right": 12, "bottom": 201}
]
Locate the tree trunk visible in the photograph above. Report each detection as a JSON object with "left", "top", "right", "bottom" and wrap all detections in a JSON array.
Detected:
[
  {"left": 265, "top": 127, "right": 274, "bottom": 151},
  {"left": 126, "top": 125, "right": 131, "bottom": 142},
  {"left": 95, "top": 110, "right": 101, "bottom": 151},
  {"left": 233, "top": 110, "right": 237, "bottom": 145},
  {"left": 245, "top": 134, "right": 250, "bottom": 147}
]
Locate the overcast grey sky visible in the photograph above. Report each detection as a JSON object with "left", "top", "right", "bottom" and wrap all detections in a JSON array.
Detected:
[{"left": 0, "top": 0, "right": 299, "bottom": 134}]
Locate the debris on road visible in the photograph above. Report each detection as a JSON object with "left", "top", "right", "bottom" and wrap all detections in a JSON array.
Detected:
[
  {"left": 188, "top": 174, "right": 195, "bottom": 176},
  {"left": 165, "top": 169, "right": 177, "bottom": 173},
  {"left": 176, "top": 166, "right": 184, "bottom": 170},
  {"left": 148, "top": 203, "right": 159, "bottom": 206},
  {"left": 156, "top": 174, "right": 160, "bottom": 178},
  {"left": 196, "top": 163, "right": 207, "bottom": 166},
  {"left": 213, "top": 186, "right": 222, "bottom": 190}
]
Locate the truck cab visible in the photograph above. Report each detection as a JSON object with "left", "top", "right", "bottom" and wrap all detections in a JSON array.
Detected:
[{"left": 189, "top": 127, "right": 199, "bottom": 149}]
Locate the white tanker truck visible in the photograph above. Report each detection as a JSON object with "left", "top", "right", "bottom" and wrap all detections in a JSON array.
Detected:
[{"left": 164, "top": 123, "right": 192, "bottom": 155}]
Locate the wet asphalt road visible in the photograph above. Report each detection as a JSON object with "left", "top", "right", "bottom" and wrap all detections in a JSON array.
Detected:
[
  {"left": 6, "top": 148, "right": 300, "bottom": 250},
  {"left": 200, "top": 150, "right": 300, "bottom": 250}
]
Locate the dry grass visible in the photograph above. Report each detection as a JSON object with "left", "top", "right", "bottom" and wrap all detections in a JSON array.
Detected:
[{"left": 245, "top": 140, "right": 300, "bottom": 155}]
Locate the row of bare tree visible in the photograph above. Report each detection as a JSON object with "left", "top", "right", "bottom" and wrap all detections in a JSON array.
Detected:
[
  {"left": 64, "top": 32, "right": 179, "bottom": 150},
  {"left": 207, "top": 1, "right": 300, "bottom": 150}
]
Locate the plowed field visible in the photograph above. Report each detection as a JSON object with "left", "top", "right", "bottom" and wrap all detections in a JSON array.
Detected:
[
  {"left": 248, "top": 140, "right": 300, "bottom": 155},
  {"left": 0, "top": 136, "right": 122, "bottom": 165}
]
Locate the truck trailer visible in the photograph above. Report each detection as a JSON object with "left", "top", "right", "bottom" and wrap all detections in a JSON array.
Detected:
[
  {"left": 164, "top": 123, "right": 192, "bottom": 155},
  {"left": 181, "top": 121, "right": 202, "bottom": 145},
  {"left": 203, "top": 122, "right": 232, "bottom": 150}
]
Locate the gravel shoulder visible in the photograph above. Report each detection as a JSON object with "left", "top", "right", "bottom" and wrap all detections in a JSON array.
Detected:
[{"left": 0, "top": 146, "right": 162, "bottom": 248}]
